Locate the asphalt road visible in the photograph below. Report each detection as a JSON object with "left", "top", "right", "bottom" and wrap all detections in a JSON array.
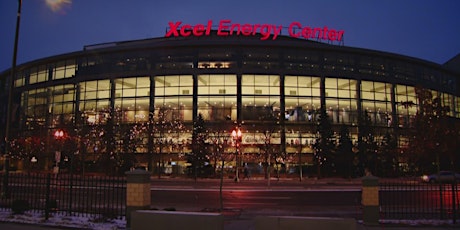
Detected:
[
  {"left": 150, "top": 178, "right": 363, "bottom": 218},
  {"left": 149, "top": 177, "right": 459, "bottom": 221}
]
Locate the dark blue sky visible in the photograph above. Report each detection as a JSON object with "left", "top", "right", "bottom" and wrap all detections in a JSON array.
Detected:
[{"left": 1, "top": 0, "right": 460, "bottom": 72}]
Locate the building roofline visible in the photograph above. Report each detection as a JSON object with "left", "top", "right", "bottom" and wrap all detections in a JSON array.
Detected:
[{"left": 1, "top": 32, "right": 459, "bottom": 77}]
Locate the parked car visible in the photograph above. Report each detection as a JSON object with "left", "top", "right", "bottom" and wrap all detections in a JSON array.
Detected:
[{"left": 421, "top": 171, "right": 460, "bottom": 183}]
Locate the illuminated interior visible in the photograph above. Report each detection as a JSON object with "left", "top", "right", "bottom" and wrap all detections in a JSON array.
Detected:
[{"left": 2, "top": 34, "right": 457, "bottom": 175}]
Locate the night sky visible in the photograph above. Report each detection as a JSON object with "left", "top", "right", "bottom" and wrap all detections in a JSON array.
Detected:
[{"left": 1, "top": 0, "right": 459, "bottom": 72}]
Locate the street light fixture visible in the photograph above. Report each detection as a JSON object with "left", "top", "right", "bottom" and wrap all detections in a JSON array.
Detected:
[
  {"left": 231, "top": 127, "right": 242, "bottom": 182},
  {"left": 54, "top": 129, "right": 66, "bottom": 174},
  {"left": 54, "top": 130, "right": 65, "bottom": 139}
]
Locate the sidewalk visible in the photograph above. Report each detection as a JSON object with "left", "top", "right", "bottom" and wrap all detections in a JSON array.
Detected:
[{"left": 1, "top": 219, "right": 458, "bottom": 230}]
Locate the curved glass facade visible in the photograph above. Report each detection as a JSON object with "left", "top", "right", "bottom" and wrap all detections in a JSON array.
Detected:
[{"left": 0, "top": 34, "right": 458, "bottom": 175}]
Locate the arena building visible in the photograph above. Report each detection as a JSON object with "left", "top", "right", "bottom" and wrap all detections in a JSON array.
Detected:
[{"left": 1, "top": 28, "right": 459, "bottom": 176}]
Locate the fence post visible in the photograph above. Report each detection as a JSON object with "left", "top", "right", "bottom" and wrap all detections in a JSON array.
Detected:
[
  {"left": 452, "top": 182, "right": 457, "bottom": 224},
  {"left": 362, "top": 175, "right": 379, "bottom": 225},
  {"left": 45, "top": 173, "right": 51, "bottom": 220},
  {"left": 125, "top": 169, "right": 151, "bottom": 228}
]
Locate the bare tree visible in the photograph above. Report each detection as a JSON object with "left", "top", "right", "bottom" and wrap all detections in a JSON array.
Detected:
[{"left": 152, "top": 107, "right": 185, "bottom": 178}]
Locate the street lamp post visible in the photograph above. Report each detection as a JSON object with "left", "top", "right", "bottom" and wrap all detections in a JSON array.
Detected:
[
  {"left": 231, "top": 127, "right": 242, "bottom": 182},
  {"left": 2, "top": 0, "right": 22, "bottom": 199},
  {"left": 54, "top": 129, "right": 66, "bottom": 174},
  {"left": 298, "top": 131, "right": 303, "bottom": 182}
]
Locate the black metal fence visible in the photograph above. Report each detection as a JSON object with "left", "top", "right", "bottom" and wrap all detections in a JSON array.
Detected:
[
  {"left": 0, "top": 172, "right": 126, "bottom": 220},
  {"left": 380, "top": 179, "right": 459, "bottom": 223}
]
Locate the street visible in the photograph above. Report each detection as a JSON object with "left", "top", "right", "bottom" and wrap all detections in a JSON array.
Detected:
[
  {"left": 149, "top": 177, "right": 459, "bottom": 221},
  {"left": 150, "top": 178, "right": 363, "bottom": 218}
]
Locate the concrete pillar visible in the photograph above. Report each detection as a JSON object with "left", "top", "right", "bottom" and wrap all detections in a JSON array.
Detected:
[
  {"left": 126, "top": 169, "right": 151, "bottom": 228},
  {"left": 361, "top": 175, "right": 379, "bottom": 225}
]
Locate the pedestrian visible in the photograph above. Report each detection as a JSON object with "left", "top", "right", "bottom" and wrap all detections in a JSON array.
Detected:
[{"left": 244, "top": 166, "right": 250, "bottom": 180}]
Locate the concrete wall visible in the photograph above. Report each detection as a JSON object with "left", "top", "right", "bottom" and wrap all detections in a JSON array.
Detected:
[{"left": 131, "top": 210, "right": 224, "bottom": 230}]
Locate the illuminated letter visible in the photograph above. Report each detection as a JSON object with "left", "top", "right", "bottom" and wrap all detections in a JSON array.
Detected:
[
  {"left": 252, "top": 24, "right": 261, "bottom": 35},
  {"left": 313, "top": 27, "right": 321, "bottom": 39},
  {"left": 337, "top": 30, "right": 344, "bottom": 41},
  {"left": 260, "top": 24, "right": 271, "bottom": 40},
  {"left": 322, "top": 26, "right": 328, "bottom": 40},
  {"left": 218, "top": 19, "right": 231, "bottom": 36},
  {"left": 302, "top": 27, "right": 312, "bottom": 39},
  {"left": 230, "top": 23, "right": 241, "bottom": 35},
  {"left": 288, "top": 22, "right": 302, "bottom": 38},
  {"left": 241, "top": 24, "right": 253, "bottom": 36},
  {"left": 165, "top": 21, "right": 181, "bottom": 37},
  {"left": 328, "top": 29, "right": 336, "bottom": 40},
  {"left": 180, "top": 24, "right": 192, "bottom": 36},
  {"left": 272, "top": 25, "right": 282, "bottom": 40},
  {"left": 193, "top": 24, "right": 205, "bottom": 36},
  {"left": 205, "top": 20, "right": 212, "bottom": 35}
]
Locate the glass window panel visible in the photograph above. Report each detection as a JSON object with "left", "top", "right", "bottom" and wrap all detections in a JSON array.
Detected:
[
  {"left": 242, "top": 75, "right": 255, "bottom": 85},
  {"left": 285, "top": 76, "right": 298, "bottom": 87},
  {"left": 311, "top": 87, "right": 320, "bottom": 96},
  {"left": 180, "top": 75, "right": 194, "bottom": 86},
  {"left": 137, "top": 87, "right": 149, "bottom": 97},
  {"left": 97, "top": 100, "right": 110, "bottom": 111},
  {"left": 122, "top": 99, "right": 136, "bottom": 110},
  {"left": 85, "top": 91, "right": 97, "bottom": 100},
  {"left": 209, "top": 75, "right": 225, "bottom": 86},
  {"left": 362, "top": 101, "right": 374, "bottom": 111},
  {"left": 338, "top": 89, "right": 351, "bottom": 98},
  {"left": 361, "top": 81, "right": 373, "bottom": 91},
  {"left": 137, "top": 76, "right": 150, "bottom": 87},
  {"left": 36, "top": 66, "right": 48, "bottom": 83},
  {"left": 83, "top": 101, "right": 97, "bottom": 111},
  {"left": 53, "top": 104, "right": 63, "bottom": 114},
  {"left": 155, "top": 86, "right": 165, "bottom": 96},
  {"left": 97, "top": 80, "right": 110, "bottom": 90},
  {"left": 114, "top": 99, "right": 122, "bottom": 110},
  {"left": 285, "top": 76, "right": 321, "bottom": 123},
  {"left": 123, "top": 88, "right": 137, "bottom": 97},
  {"left": 456, "top": 96, "right": 460, "bottom": 118},
  {"left": 123, "top": 78, "right": 137, "bottom": 88},
  {"left": 155, "top": 76, "right": 166, "bottom": 88},
  {"left": 224, "top": 85, "right": 237, "bottom": 95},
  {"left": 54, "top": 68, "right": 65, "bottom": 79},
  {"left": 326, "top": 89, "right": 338, "bottom": 97},
  {"left": 65, "top": 61, "right": 76, "bottom": 78},
  {"left": 98, "top": 90, "right": 110, "bottom": 99},
  {"left": 375, "top": 92, "right": 388, "bottom": 101},
  {"left": 299, "top": 87, "right": 311, "bottom": 96},
  {"left": 62, "top": 102, "right": 74, "bottom": 114},
  {"left": 137, "top": 98, "right": 149, "bottom": 109},
  {"left": 84, "top": 80, "right": 98, "bottom": 91},
  {"left": 325, "top": 78, "right": 337, "bottom": 89},
  {"left": 198, "top": 78, "right": 236, "bottom": 121},
  {"left": 362, "top": 91, "right": 373, "bottom": 100},
  {"left": 164, "top": 87, "right": 178, "bottom": 95},
  {"left": 285, "top": 98, "right": 298, "bottom": 108},
  {"left": 241, "top": 86, "right": 252, "bottom": 95}
]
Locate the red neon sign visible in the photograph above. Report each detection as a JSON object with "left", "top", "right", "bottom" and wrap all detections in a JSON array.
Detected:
[{"left": 165, "top": 19, "right": 344, "bottom": 42}]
